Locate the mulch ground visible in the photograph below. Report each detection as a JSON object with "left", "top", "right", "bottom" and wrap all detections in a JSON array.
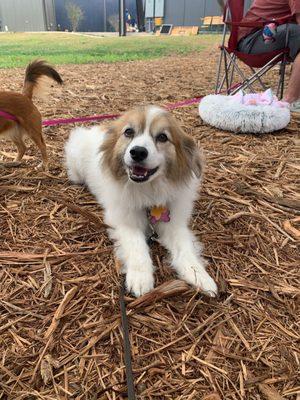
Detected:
[{"left": 0, "top": 46, "right": 299, "bottom": 400}]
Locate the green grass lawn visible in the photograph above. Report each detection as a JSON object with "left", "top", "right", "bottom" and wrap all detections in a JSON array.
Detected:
[{"left": 0, "top": 33, "right": 220, "bottom": 68}]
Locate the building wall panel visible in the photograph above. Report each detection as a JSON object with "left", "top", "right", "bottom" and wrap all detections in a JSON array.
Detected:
[
  {"left": 44, "top": 0, "right": 57, "bottom": 30},
  {"left": 0, "top": 0, "right": 47, "bottom": 31},
  {"left": 164, "top": 0, "right": 221, "bottom": 26}
]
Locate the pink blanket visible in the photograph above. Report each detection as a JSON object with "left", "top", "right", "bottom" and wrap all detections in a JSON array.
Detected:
[{"left": 231, "top": 89, "right": 289, "bottom": 109}]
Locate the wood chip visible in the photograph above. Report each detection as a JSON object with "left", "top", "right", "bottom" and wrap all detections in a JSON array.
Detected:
[{"left": 44, "top": 287, "right": 78, "bottom": 339}]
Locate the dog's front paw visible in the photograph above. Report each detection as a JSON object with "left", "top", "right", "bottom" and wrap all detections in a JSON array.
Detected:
[
  {"left": 126, "top": 269, "right": 154, "bottom": 297},
  {"left": 179, "top": 265, "right": 218, "bottom": 297},
  {"left": 35, "top": 162, "right": 49, "bottom": 172}
]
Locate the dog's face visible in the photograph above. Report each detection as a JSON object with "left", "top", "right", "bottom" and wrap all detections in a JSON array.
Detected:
[{"left": 101, "top": 106, "right": 203, "bottom": 184}]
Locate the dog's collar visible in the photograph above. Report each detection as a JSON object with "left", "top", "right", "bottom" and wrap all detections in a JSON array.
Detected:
[
  {"left": 0, "top": 110, "right": 18, "bottom": 122},
  {"left": 147, "top": 206, "right": 170, "bottom": 246},
  {"left": 148, "top": 206, "right": 170, "bottom": 224}
]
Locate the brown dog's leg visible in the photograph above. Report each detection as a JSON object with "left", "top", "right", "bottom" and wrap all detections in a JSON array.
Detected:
[
  {"left": 12, "top": 136, "right": 27, "bottom": 162},
  {"left": 22, "top": 111, "right": 49, "bottom": 171},
  {"left": 23, "top": 116, "right": 49, "bottom": 171},
  {"left": 0, "top": 126, "right": 26, "bottom": 168},
  {"left": 30, "top": 131, "right": 49, "bottom": 171}
]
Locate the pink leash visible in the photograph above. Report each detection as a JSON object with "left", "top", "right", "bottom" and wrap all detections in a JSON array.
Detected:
[
  {"left": 42, "top": 113, "right": 120, "bottom": 126},
  {"left": 0, "top": 81, "right": 243, "bottom": 127},
  {"left": 0, "top": 97, "right": 203, "bottom": 127}
]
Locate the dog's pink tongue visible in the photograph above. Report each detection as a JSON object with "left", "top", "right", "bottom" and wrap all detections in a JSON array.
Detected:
[{"left": 132, "top": 165, "right": 148, "bottom": 176}]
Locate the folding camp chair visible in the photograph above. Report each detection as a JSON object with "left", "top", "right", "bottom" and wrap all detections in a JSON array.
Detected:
[{"left": 215, "top": 0, "right": 292, "bottom": 99}]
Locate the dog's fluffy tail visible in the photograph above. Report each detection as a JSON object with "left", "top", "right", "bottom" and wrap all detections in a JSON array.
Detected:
[{"left": 23, "top": 59, "right": 63, "bottom": 100}]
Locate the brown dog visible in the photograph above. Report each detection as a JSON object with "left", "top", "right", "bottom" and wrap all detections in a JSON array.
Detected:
[{"left": 0, "top": 60, "right": 63, "bottom": 170}]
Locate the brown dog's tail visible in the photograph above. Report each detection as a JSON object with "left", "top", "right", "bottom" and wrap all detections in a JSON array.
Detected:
[{"left": 23, "top": 60, "right": 63, "bottom": 100}]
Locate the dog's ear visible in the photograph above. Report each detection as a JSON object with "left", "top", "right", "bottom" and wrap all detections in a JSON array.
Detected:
[
  {"left": 167, "top": 114, "right": 204, "bottom": 181},
  {"left": 182, "top": 135, "right": 204, "bottom": 179},
  {"left": 100, "top": 123, "right": 127, "bottom": 180}
]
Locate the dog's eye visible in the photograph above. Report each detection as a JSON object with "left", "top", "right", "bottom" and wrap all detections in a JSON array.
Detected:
[
  {"left": 124, "top": 128, "right": 135, "bottom": 138},
  {"left": 156, "top": 133, "right": 168, "bottom": 143}
]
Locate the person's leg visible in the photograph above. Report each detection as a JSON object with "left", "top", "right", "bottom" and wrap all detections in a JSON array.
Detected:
[
  {"left": 284, "top": 52, "right": 300, "bottom": 103},
  {"left": 282, "top": 25, "right": 300, "bottom": 103},
  {"left": 238, "top": 25, "right": 288, "bottom": 55},
  {"left": 238, "top": 24, "right": 300, "bottom": 103}
]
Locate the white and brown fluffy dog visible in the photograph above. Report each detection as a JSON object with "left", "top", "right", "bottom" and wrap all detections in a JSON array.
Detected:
[{"left": 65, "top": 106, "right": 217, "bottom": 297}]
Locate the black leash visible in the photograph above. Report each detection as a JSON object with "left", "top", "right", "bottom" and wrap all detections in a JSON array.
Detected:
[
  {"left": 119, "top": 278, "right": 136, "bottom": 400},
  {"left": 119, "top": 219, "right": 159, "bottom": 399}
]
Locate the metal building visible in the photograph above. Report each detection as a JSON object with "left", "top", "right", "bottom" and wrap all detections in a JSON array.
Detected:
[
  {"left": 165, "top": 0, "right": 222, "bottom": 26},
  {"left": 0, "top": 0, "right": 56, "bottom": 32},
  {"left": 54, "top": 0, "right": 137, "bottom": 33},
  {"left": 145, "top": 0, "right": 253, "bottom": 28},
  {"left": 145, "top": 0, "right": 221, "bottom": 27}
]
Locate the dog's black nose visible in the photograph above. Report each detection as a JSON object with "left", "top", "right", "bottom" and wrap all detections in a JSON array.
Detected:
[{"left": 130, "top": 146, "right": 148, "bottom": 162}]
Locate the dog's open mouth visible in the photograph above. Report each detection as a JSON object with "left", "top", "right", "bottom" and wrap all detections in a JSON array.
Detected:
[{"left": 129, "top": 165, "right": 159, "bottom": 182}]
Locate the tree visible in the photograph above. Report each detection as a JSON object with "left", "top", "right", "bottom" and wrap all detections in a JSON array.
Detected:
[
  {"left": 107, "top": 14, "right": 119, "bottom": 32},
  {"left": 65, "top": 1, "right": 84, "bottom": 32}
]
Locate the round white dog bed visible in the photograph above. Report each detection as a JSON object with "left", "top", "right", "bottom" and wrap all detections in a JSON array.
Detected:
[{"left": 199, "top": 91, "right": 290, "bottom": 134}]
